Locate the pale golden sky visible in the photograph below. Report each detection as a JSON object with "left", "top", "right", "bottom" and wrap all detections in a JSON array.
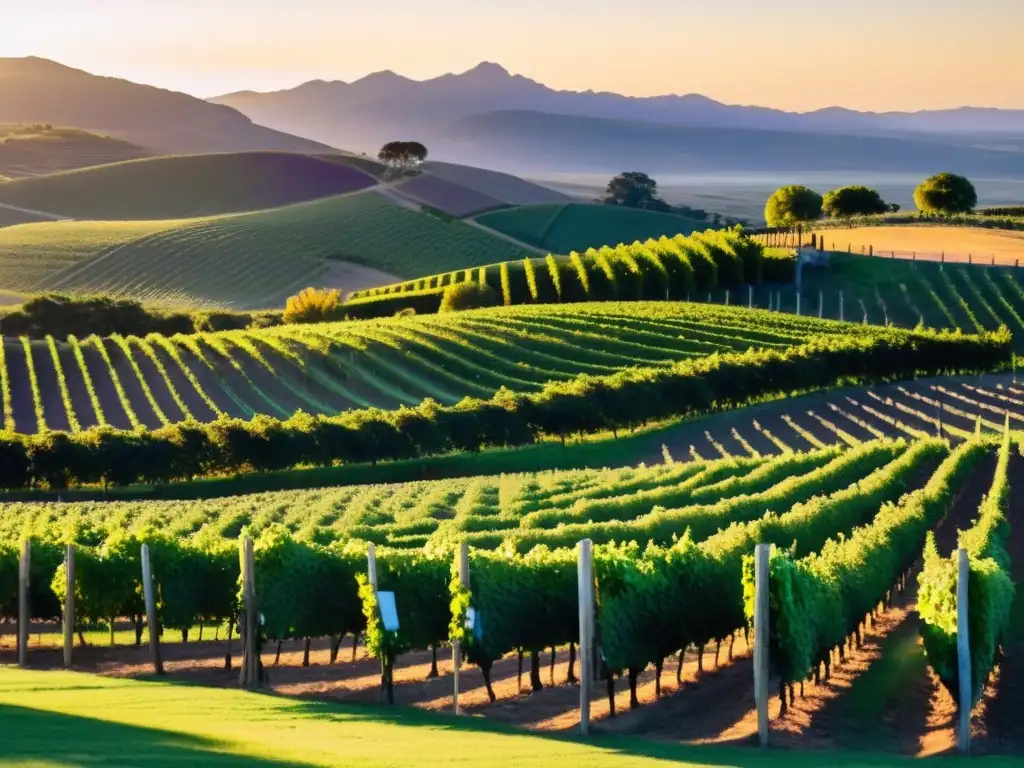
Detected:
[{"left": 6, "top": 0, "right": 1024, "bottom": 111}]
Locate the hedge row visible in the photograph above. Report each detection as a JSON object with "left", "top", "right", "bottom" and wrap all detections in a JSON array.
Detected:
[
  {"left": 1, "top": 294, "right": 282, "bottom": 340},
  {"left": 0, "top": 325, "right": 1007, "bottom": 492},
  {"left": 342, "top": 229, "right": 786, "bottom": 319},
  {"left": 918, "top": 424, "right": 1015, "bottom": 705}
]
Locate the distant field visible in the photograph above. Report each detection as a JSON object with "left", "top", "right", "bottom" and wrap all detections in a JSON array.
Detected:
[
  {"left": 476, "top": 202, "right": 703, "bottom": 253},
  {"left": 812, "top": 225, "right": 1024, "bottom": 264},
  {"left": 0, "top": 125, "right": 151, "bottom": 178},
  {"left": 0, "top": 151, "right": 379, "bottom": 219},
  {"left": 0, "top": 190, "right": 534, "bottom": 307},
  {"left": 395, "top": 173, "right": 506, "bottom": 217},
  {"left": 422, "top": 161, "right": 571, "bottom": 205}
]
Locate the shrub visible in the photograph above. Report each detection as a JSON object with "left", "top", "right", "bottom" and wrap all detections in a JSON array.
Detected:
[
  {"left": 914, "top": 173, "right": 977, "bottom": 214},
  {"left": 438, "top": 282, "right": 499, "bottom": 313},
  {"left": 764, "top": 186, "right": 823, "bottom": 227},
  {"left": 823, "top": 186, "right": 889, "bottom": 218},
  {"left": 283, "top": 288, "right": 344, "bottom": 324}
]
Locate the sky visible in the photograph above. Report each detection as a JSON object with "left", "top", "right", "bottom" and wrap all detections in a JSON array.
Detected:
[{"left": 4, "top": 0, "right": 1023, "bottom": 112}]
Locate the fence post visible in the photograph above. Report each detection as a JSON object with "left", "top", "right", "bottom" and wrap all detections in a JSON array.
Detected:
[
  {"left": 140, "top": 543, "right": 164, "bottom": 675},
  {"left": 748, "top": 285, "right": 753, "bottom": 309},
  {"left": 18, "top": 538, "right": 30, "bottom": 668},
  {"left": 577, "top": 539, "right": 594, "bottom": 736},
  {"left": 453, "top": 542, "right": 469, "bottom": 715},
  {"left": 754, "top": 543, "right": 770, "bottom": 748},
  {"left": 63, "top": 544, "right": 75, "bottom": 670},
  {"left": 969, "top": 253, "right": 972, "bottom": 264},
  {"left": 818, "top": 290, "right": 823, "bottom": 318},
  {"left": 956, "top": 547, "right": 972, "bottom": 755},
  {"left": 239, "top": 536, "right": 258, "bottom": 690},
  {"left": 367, "top": 542, "right": 378, "bottom": 591},
  {"left": 795, "top": 292, "right": 801, "bottom": 316},
  {"left": 839, "top": 290, "right": 844, "bottom": 322}
]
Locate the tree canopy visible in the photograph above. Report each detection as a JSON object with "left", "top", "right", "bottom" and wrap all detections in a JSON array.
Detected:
[
  {"left": 377, "top": 141, "right": 428, "bottom": 173},
  {"left": 764, "top": 185, "right": 823, "bottom": 227},
  {"left": 601, "top": 172, "right": 672, "bottom": 212},
  {"left": 822, "top": 186, "right": 889, "bottom": 218},
  {"left": 913, "top": 173, "right": 977, "bottom": 214}
]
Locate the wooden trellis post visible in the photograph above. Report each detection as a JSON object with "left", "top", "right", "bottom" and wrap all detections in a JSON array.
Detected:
[
  {"left": 141, "top": 543, "right": 164, "bottom": 675},
  {"left": 956, "top": 548, "right": 972, "bottom": 755},
  {"left": 239, "top": 536, "right": 259, "bottom": 690},
  {"left": 577, "top": 539, "right": 594, "bottom": 736},
  {"left": 453, "top": 542, "right": 469, "bottom": 715},
  {"left": 18, "top": 538, "right": 30, "bottom": 668},
  {"left": 753, "top": 543, "right": 770, "bottom": 748},
  {"left": 63, "top": 545, "right": 75, "bottom": 670}
]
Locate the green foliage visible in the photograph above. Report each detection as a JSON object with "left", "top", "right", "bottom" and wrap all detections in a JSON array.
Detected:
[
  {"left": 439, "top": 282, "right": 498, "bottom": 313},
  {"left": 913, "top": 173, "right": 978, "bottom": 215},
  {"left": 746, "top": 439, "right": 987, "bottom": 684},
  {"left": 918, "top": 428, "right": 1015, "bottom": 705},
  {"left": 284, "top": 287, "right": 344, "bottom": 325},
  {"left": 764, "top": 186, "right": 823, "bottom": 227},
  {"left": 601, "top": 172, "right": 672, "bottom": 212},
  {"left": 822, "top": 186, "right": 889, "bottom": 218}
]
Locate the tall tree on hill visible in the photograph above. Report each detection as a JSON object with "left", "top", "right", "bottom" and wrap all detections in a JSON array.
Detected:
[
  {"left": 601, "top": 172, "right": 671, "bottom": 212},
  {"left": 764, "top": 185, "right": 823, "bottom": 227},
  {"left": 822, "top": 186, "right": 890, "bottom": 219},
  {"left": 913, "top": 173, "right": 977, "bottom": 214},
  {"left": 377, "top": 141, "right": 429, "bottom": 175}
]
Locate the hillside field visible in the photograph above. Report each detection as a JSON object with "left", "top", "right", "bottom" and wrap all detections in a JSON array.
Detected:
[
  {"left": 0, "top": 190, "right": 536, "bottom": 307},
  {"left": 0, "top": 125, "right": 151, "bottom": 178},
  {"left": 476, "top": 203, "right": 705, "bottom": 253},
  {"left": 812, "top": 225, "right": 1024, "bottom": 264},
  {"left": 0, "top": 152, "right": 380, "bottom": 219}
]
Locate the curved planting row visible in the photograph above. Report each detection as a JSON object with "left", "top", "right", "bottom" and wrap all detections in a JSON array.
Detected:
[{"left": 0, "top": 435, "right": 961, "bottom": 714}]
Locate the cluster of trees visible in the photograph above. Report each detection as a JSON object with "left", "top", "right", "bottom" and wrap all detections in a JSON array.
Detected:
[
  {"left": 0, "top": 294, "right": 281, "bottom": 339},
  {"left": 377, "top": 141, "right": 428, "bottom": 174},
  {"left": 764, "top": 173, "right": 978, "bottom": 227},
  {"left": 0, "top": 326, "right": 1007, "bottom": 491}
]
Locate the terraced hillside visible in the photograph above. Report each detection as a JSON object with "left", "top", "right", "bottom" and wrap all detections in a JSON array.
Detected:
[
  {"left": 0, "top": 189, "right": 536, "bottom": 307},
  {"left": 0, "top": 152, "right": 379, "bottom": 219},
  {"left": 476, "top": 202, "right": 705, "bottom": 253},
  {"left": 0, "top": 302, "right": 839, "bottom": 433},
  {"left": 0, "top": 125, "right": 151, "bottom": 178}
]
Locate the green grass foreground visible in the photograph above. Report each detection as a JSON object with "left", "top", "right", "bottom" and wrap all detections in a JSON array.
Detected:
[{"left": 0, "top": 668, "right": 1008, "bottom": 767}]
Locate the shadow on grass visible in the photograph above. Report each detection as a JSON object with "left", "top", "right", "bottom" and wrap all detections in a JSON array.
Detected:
[{"left": 0, "top": 702, "right": 310, "bottom": 768}]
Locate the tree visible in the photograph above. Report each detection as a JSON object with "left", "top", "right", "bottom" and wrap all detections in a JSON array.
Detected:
[
  {"left": 601, "top": 172, "right": 671, "bottom": 212},
  {"left": 377, "top": 141, "right": 428, "bottom": 173},
  {"left": 888, "top": 203, "right": 901, "bottom": 213},
  {"left": 822, "top": 186, "right": 889, "bottom": 218},
  {"left": 764, "top": 186, "right": 823, "bottom": 227},
  {"left": 913, "top": 173, "right": 977, "bottom": 214}
]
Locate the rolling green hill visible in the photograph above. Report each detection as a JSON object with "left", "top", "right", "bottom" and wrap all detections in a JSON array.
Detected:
[
  {"left": 0, "top": 190, "right": 536, "bottom": 307},
  {"left": 476, "top": 202, "right": 705, "bottom": 253},
  {"left": 0, "top": 151, "right": 380, "bottom": 219}
]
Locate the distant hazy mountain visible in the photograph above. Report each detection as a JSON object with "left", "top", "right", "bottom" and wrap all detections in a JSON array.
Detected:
[
  {"left": 210, "top": 61, "right": 1024, "bottom": 155},
  {"left": 442, "top": 110, "right": 1024, "bottom": 176},
  {"left": 0, "top": 57, "right": 336, "bottom": 154}
]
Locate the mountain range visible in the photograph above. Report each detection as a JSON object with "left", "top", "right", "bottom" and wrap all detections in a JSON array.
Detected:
[
  {"left": 0, "top": 56, "right": 333, "bottom": 154},
  {"left": 210, "top": 62, "right": 1024, "bottom": 176},
  {"left": 2, "top": 56, "right": 1024, "bottom": 179}
]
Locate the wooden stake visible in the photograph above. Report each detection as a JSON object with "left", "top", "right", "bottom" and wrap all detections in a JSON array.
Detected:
[
  {"left": 18, "top": 538, "right": 30, "bottom": 668},
  {"left": 63, "top": 544, "right": 75, "bottom": 670},
  {"left": 577, "top": 539, "right": 594, "bottom": 736},
  {"left": 141, "top": 543, "right": 164, "bottom": 675},
  {"left": 453, "top": 542, "right": 469, "bottom": 715},
  {"left": 956, "top": 548, "right": 972, "bottom": 755},
  {"left": 240, "top": 536, "right": 258, "bottom": 690},
  {"left": 754, "top": 543, "right": 770, "bottom": 747}
]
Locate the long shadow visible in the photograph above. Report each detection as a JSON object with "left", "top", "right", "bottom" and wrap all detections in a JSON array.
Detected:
[{"left": 0, "top": 702, "right": 310, "bottom": 767}]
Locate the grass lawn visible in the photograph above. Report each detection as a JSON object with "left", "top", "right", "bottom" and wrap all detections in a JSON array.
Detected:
[{"left": 0, "top": 668, "right": 1003, "bottom": 767}]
